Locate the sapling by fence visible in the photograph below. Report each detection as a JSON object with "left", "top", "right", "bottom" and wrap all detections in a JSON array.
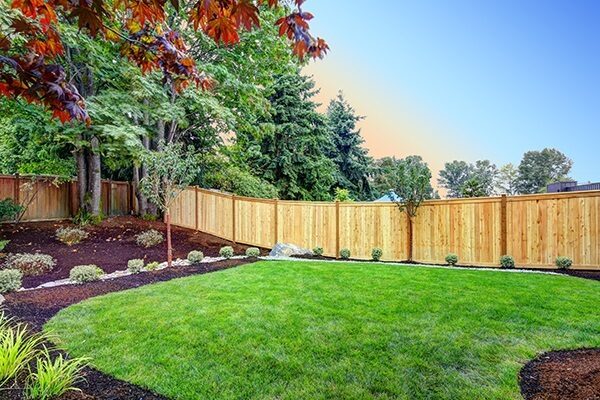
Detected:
[{"left": 140, "top": 142, "right": 197, "bottom": 267}]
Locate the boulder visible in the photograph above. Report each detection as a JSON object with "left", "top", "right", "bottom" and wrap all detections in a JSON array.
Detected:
[{"left": 269, "top": 243, "right": 313, "bottom": 258}]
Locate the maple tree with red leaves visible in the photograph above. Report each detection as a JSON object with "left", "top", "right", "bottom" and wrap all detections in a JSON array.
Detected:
[{"left": 0, "top": 0, "right": 328, "bottom": 124}]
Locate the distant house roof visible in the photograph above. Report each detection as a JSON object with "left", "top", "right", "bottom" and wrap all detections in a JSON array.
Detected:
[
  {"left": 547, "top": 181, "right": 600, "bottom": 193},
  {"left": 374, "top": 191, "right": 400, "bottom": 202}
]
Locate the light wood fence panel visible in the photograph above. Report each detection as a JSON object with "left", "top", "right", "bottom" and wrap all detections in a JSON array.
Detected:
[
  {"left": 170, "top": 188, "right": 197, "bottom": 230},
  {"left": 235, "top": 197, "right": 276, "bottom": 248},
  {"left": 197, "top": 189, "right": 234, "bottom": 241}
]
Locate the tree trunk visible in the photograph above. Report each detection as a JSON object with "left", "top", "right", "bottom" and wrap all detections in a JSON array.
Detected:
[
  {"left": 89, "top": 136, "right": 102, "bottom": 216},
  {"left": 76, "top": 147, "right": 87, "bottom": 209},
  {"left": 407, "top": 215, "right": 414, "bottom": 262},
  {"left": 166, "top": 210, "right": 173, "bottom": 268}
]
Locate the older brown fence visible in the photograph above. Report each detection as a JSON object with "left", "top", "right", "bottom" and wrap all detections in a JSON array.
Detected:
[
  {"left": 0, "top": 174, "right": 132, "bottom": 222},
  {"left": 170, "top": 187, "right": 600, "bottom": 270}
]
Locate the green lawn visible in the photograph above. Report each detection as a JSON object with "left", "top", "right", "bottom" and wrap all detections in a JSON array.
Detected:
[{"left": 45, "top": 261, "right": 600, "bottom": 400}]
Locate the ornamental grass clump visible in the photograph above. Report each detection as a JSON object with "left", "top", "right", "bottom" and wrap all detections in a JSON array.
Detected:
[
  {"left": 245, "top": 248, "right": 260, "bottom": 258},
  {"left": 0, "top": 269, "right": 22, "bottom": 293},
  {"left": 0, "top": 315, "right": 45, "bottom": 387},
  {"left": 145, "top": 262, "right": 160, "bottom": 271},
  {"left": 371, "top": 248, "right": 383, "bottom": 261},
  {"left": 135, "top": 230, "right": 164, "bottom": 248},
  {"left": 313, "top": 247, "right": 324, "bottom": 257},
  {"left": 70, "top": 265, "right": 104, "bottom": 284},
  {"left": 127, "top": 259, "right": 144, "bottom": 274},
  {"left": 187, "top": 251, "right": 204, "bottom": 264},
  {"left": 0, "top": 240, "right": 9, "bottom": 252},
  {"left": 55, "top": 227, "right": 88, "bottom": 246},
  {"left": 340, "top": 248, "right": 351, "bottom": 259},
  {"left": 500, "top": 255, "right": 515, "bottom": 269},
  {"left": 555, "top": 256, "right": 573, "bottom": 270},
  {"left": 25, "top": 350, "right": 87, "bottom": 400},
  {"left": 3, "top": 253, "right": 56, "bottom": 276},
  {"left": 445, "top": 253, "right": 458, "bottom": 266},
  {"left": 220, "top": 246, "right": 234, "bottom": 259}
]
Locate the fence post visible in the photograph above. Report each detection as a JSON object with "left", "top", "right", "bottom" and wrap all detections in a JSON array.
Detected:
[
  {"left": 273, "top": 199, "right": 279, "bottom": 245},
  {"left": 500, "top": 194, "right": 508, "bottom": 256},
  {"left": 335, "top": 200, "right": 340, "bottom": 259},
  {"left": 13, "top": 173, "right": 20, "bottom": 204},
  {"left": 232, "top": 194, "right": 236, "bottom": 243},
  {"left": 106, "top": 180, "right": 113, "bottom": 217},
  {"left": 195, "top": 186, "right": 199, "bottom": 231}
]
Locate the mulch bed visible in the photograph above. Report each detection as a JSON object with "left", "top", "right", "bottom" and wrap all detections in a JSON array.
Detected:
[
  {"left": 0, "top": 217, "right": 253, "bottom": 288},
  {"left": 2, "top": 257, "right": 255, "bottom": 400},
  {"left": 520, "top": 348, "right": 600, "bottom": 400}
]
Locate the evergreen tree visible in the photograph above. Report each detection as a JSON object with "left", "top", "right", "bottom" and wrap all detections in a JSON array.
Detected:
[
  {"left": 248, "top": 73, "right": 336, "bottom": 200},
  {"left": 326, "top": 92, "right": 373, "bottom": 200}
]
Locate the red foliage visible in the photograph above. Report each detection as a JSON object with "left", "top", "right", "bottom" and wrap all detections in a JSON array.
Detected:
[{"left": 1, "top": 0, "right": 327, "bottom": 123}]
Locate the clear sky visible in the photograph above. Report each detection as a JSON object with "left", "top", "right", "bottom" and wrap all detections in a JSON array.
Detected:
[{"left": 302, "top": 0, "right": 600, "bottom": 184}]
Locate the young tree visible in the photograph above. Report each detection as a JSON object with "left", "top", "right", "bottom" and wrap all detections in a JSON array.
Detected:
[
  {"left": 140, "top": 142, "right": 197, "bottom": 267},
  {"left": 459, "top": 177, "right": 487, "bottom": 198},
  {"left": 326, "top": 92, "right": 373, "bottom": 200},
  {"left": 438, "top": 161, "right": 473, "bottom": 198},
  {"left": 387, "top": 155, "right": 434, "bottom": 261},
  {"left": 495, "top": 163, "right": 519, "bottom": 195},
  {"left": 516, "top": 148, "right": 573, "bottom": 194},
  {"left": 246, "top": 73, "right": 336, "bottom": 200}
]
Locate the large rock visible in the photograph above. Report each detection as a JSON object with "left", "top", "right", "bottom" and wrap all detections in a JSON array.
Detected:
[{"left": 269, "top": 243, "right": 313, "bottom": 257}]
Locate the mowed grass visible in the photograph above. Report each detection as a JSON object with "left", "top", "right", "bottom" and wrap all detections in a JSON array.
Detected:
[{"left": 46, "top": 261, "right": 600, "bottom": 400}]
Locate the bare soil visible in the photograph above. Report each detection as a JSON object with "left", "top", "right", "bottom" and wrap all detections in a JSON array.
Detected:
[{"left": 0, "top": 217, "right": 253, "bottom": 288}]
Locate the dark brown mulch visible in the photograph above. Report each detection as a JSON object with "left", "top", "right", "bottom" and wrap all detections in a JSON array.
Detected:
[
  {"left": 557, "top": 269, "right": 600, "bottom": 282},
  {"left": 520, "top": 348, "right": 600, "bottom": 400},
  {"left": 0, "top": 217, "right": 252, "bottom": 288},
  {"left": 2, "top": 258, "right": 255, "bottom": 400}
]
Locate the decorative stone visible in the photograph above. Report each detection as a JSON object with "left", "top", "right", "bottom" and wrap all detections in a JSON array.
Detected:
[{"left": 269, "top": 243, "right": 312, "bottom": 258}]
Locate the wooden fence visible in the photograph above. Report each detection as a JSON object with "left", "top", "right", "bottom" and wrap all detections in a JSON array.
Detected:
[
  {"left": 170, "top": 187, "right": 600, "bottom": 270},
  {"left": 0, "top": 174, "right": 132, "bottom": 222}
]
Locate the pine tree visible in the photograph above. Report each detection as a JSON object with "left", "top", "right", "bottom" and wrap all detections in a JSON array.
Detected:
[
  {"left": 249, "top": 73, "right": 336, "bottom": 200},
  {"left": 326, "top": 92, "right": 373, "bottom": 200}
]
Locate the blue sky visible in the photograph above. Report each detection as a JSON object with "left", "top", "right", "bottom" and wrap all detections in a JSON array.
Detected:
[{"left": 302, "top": 0, "right": 600, "bottom": 183}]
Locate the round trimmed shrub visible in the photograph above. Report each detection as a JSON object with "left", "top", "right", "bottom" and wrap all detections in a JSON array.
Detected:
[
  {"left": 55, "top": 227, "right": 88, "bottom": 246},
  {"left": 556, "top": 256, "right": 573, "bottom": 270},
  {"left": 313, "top": 247, "right": 324, "bottom": 257},
  {"left": 127, "top": 259, "right": 144, "bottom": 274},
  {"left": 145, "top": 262, "right": 160, "bottom": 271},
  {"left": 245, "top": 248, "right": 260, "bottom": 258},
  {"left": 70, "top": 265, "right": 104, "bottom": 284},
  {"left": 340, "top": 248, "right": 351, "bottom": 259},
  {"left": 135, "top": 230, "right": 164, "bottom": 248},
  {"left": 3, "top": 253, "right": 56, "bottom": 276},
  {"left": 500, "top": 255, "right": 515, "bottom": 269},
  {"left": 0, "top": 269, "right": 22, "bottom": 293},
  {"left": 188, "top": 251, "right": 204, "bottom": 264},
  {"left": 220, "top": 246, "right": 234, "bottom": 259},
  {"left": 445, "top": 253, "right": 458, "bottom": 266},
  {"left": 371, "top": 248, "right": 383, "bottom": 261}
]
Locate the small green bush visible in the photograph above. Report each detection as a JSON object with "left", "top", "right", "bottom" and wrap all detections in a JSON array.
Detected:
[
  {"left": 219, "top": 246, "right": 234, "bottom": 259},
  {"left": 340, "top": 248, "right": 351, "bottom": 259},
  {"left": 371, "top": 248, "right": 383, "bottom": 261},
  {"left": 0, "top": 198, "right": 24, "bottom": 222},
  {"left": 187, "top": 251, "right": 204, "bottom": 264},
  {"left": 145, "top": 262, "right": 160, "bottom": 271},
  {"left": 245, "top": 248, "right": 260, "bottom": 257},
  {"left": 70, "top": 265, "right": 104, "bottom": 284},
  {"left": 127, "top": 259, "right": 144, "bottom": 274},
  {"left": 0, "top": 317, "right": 45, "bottom": 386},
  {"left": 73, "top": 209, "right": 102, "bottom": 226},
  {"left": 0, "top": 240, "right": 9, "bottom": 252},
  {"left": 0, "top": 269, "right": 22, "bottom": 293},
  {"left": 142, "top": 213, "right": 158, "bottom": 221},
  {"left": 55, "top": 227, "right": 88, "bottom": 246},
  {"left": 445, "top": 253, "right": 458, "bottom": 266},
  {"left": 555, "top": 256, "right": 573, "bottom": 269},
  {"left": 135, "top": 230, "right": 164, "bottom": 248},
  {"left": 313, "top": 247, "right": 324, "bottom": 256},
  {"left": 25, "top": 351, "right": 87, "bottom": 400},
  {"left": 3, "top": 253, "right": 56, "bottom": 276},
  {"left": 500, "top": 255, "right": 515, "bottom": 269}
]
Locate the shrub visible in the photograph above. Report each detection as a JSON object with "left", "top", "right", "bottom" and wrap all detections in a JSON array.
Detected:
[
  {"left": 25, "top": 351, "right": 87, "bottom": 400},
  {"left": 0, "top": 269, "right": 22, "bottom": 293},
  {"left": 142, "top": 213, "right": 158, "bottom": 221},
  {"left": 3, "top": 253, "right": 56, "bottom": 276},
  {"left": 313, "top": 247, "right": 324, "bottom": 257},
  {"left": 500, "top": 255, "right": 515, "bottom": 269},
  {"left": 145, "top": 262, "right": 160, "bottom": 271},
  {"left": 0, "top": 240, "right": 9, "bottom": 252},
  {"left": 0, "top": 316, "right": 44, "bottom": 386},
  {"left": 371, "top": 248, "right": 383, "bottom": 261},
  {"left": 445, "top": 253, "right": 458, "bottom": 266},
  {"left": 70, "top": 265, "right": 104, "bottom": 284},
  {"left": 187, "top": 251, "right": 204, "bottom": 264},
  {"left": 0, "top": 198, "right": 24, "bottom": 222},
  {"left": 73, "top": 209, "right": 102, "bottom": 226},
  {"left": 55, "top": 227, "right": 88, "bottom": 246},
  {"left": 340, "top": 248, "right": 351, "bottom": 259},
  {"left": 219, "top": 246, "right": 234, "bottom": 259},
  {"left": 135, "top": 230, "right": 164, "bottom": 248},
  {"left": 556, "top": 256, "right": 573, "bottom": 270},
  {"left": 127, "top": 259, "right": 144, "bottom": 274},
  {"left": 245, "top": 248, "right": 260, "bottom": 258}
]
